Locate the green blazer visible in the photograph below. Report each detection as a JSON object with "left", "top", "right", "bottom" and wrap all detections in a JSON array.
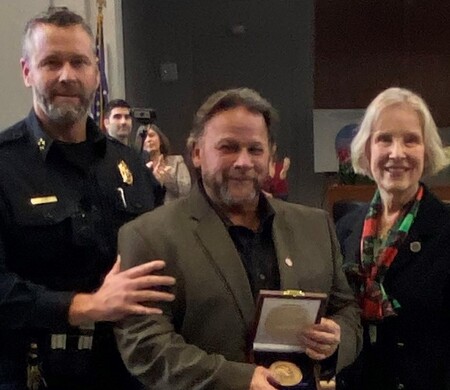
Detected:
[{"left": 116, "top": 185, "right": 361, "bottom": 390}]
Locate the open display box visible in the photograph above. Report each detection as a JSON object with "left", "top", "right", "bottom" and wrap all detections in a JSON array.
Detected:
[{"left": 251, "top": 290, "right": 328, "bottom": 387}]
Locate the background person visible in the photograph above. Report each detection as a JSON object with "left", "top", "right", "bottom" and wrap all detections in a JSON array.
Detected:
[
  {"left": 103, "top": 99, "right": 133, "bottom": 145},
  {"left": 116, "top": 88, "right": 361, "bottom": 390},
  {"left": 143, "top": 123, "right": 191, "bottom": 203},
  {"left": 335, "top": 87, "right": 450, "bottom": 390},
  {"left": 262, "top": 144, "right": 290, "bottom": 200},
  {"left": 0, "top": 9, "right": 174, "bottom": 390}
]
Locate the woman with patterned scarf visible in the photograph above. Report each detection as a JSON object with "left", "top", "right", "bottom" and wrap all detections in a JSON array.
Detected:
[{"left": 335, "top": 87, "right": 450, "bottom": 390}]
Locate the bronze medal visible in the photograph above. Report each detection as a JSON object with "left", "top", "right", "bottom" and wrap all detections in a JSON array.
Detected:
[{"left": 269, "top": 361, "right": 303, "bottom": 387}]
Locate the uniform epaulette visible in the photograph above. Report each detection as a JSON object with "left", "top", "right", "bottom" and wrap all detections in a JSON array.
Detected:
[{"left": 0, "top": 122, "right": 27, "bottom": 146}]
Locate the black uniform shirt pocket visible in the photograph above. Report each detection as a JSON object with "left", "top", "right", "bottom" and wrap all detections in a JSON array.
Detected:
[
  {"left": 14, "top": 196, "right": 77, "bottom": 226},
  {"left": 114, "top": 185, "right": 151, "bottom": 219},
  {"left": 6, "top": 197, "right": 79, "bottom": 274}
]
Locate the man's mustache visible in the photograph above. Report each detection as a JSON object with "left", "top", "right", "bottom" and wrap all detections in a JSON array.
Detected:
[
  {"left": 225, "top": 173, "right": 257, "bottom": 181},
  {"left": 50, "top": 84, "right": 84, "bottom": 98}
]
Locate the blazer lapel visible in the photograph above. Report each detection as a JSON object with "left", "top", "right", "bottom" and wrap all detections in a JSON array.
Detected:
[
  {"left": 271, "top": 207, "right": 300, "bottom": 289},
  {"left": 187, "top": 186, "right": 255, "bottom": 325},
  {"left": 338, "top": 206, "right": 367, "bottom": 268},
  {"left": 340, "top": 189, "right": 447, "bottom": 277},
  {"left": 389, "top": 189, "right": 447, "bottom": 274}
]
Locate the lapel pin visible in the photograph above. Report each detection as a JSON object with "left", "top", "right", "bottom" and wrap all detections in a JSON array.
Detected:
[
  {"left": 410, "top": 241, "right": 421, "bottom": 253},
  {"left": 285, "top": 257, "right": 293, "bottom": 267}
]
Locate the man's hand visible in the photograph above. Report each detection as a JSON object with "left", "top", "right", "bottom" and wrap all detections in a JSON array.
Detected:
[
  {"left": 300, "top": 318, "right": 341, "bottom": 360},
  {"left": 249, "top": 366, "right": 279, "bottom": 390},
  {"left": 69, "top": 257, "right": 175, "bottom": 326}
]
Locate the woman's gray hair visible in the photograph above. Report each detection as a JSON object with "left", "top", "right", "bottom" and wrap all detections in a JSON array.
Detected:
[{"left": 351, "top": 87, "right": 449, "bottom": 178}]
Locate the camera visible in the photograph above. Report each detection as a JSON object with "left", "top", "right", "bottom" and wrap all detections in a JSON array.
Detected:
[{"left": 131, "top": 108, "right": 157, "bottom": 125}]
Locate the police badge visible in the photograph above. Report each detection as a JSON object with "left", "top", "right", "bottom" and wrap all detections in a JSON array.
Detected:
[{"left": 118, "top": 160, "right": 133, "bottom": 185}]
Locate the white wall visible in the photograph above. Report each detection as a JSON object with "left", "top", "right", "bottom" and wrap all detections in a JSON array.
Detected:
[{"left": 0, "top": 0, "right": 124, "bottom": 130}]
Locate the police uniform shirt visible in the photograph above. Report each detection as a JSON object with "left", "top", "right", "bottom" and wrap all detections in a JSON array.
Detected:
[{"left": 0, "top": 109, "right": 159, "bottom": 384}]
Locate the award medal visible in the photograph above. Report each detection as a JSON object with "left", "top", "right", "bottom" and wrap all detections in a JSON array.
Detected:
[{"left": 270, "top": 361, "right": 303, "bottom": 387}]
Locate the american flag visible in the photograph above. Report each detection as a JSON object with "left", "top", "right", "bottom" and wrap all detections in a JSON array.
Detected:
[{"left": 91, "top": 1, "right": 109, "bottom": 131}]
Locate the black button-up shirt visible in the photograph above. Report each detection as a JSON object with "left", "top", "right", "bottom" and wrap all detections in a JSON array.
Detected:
[
  {"left": 199, "top": 182, "right": 280, "bottom": 299},
  {"left": 227, "top": 198, "right": 280, "bottom": 299}
]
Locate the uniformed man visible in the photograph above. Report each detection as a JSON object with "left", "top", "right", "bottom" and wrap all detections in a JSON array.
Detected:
[{"left": 0, "top": 8, "right": 174, "bottom": 390}]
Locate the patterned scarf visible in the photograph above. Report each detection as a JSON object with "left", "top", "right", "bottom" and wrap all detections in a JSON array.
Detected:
[{"left": 347, "top": 185, "right": 423, "bottom": 321}]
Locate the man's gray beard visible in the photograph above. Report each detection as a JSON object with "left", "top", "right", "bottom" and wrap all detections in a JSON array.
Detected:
[
  {"left": 204, "top": 174, "right": 259, "bottom": 207},
  {"left": 220, "top": 185, "right": 257, "bottom": 206},
  {"left": 36, "top": 91, "right": 93, "bottom": 126}
]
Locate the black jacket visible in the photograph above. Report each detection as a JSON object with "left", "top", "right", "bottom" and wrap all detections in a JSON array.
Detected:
[{"left": 335, "top": 186, "right": 450, "bottom": 390}]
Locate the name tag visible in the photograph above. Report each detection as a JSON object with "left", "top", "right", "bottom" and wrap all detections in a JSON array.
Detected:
[{"left": 30, "top": 195, "right": 58, "bottom": 205}]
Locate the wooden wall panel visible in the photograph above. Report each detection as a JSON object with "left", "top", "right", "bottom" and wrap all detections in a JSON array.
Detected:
[{"left": 314, "top": 0, "right": 450, "bottom": 126}]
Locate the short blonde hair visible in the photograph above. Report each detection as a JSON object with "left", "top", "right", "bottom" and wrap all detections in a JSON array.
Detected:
[{"left": 351, "top": 87, "right": 449, "bottom": 178}]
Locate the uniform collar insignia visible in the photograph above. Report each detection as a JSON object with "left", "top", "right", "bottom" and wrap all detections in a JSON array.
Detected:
[{"left": 37, "top": 138, "right": 46, "bottom": 152}]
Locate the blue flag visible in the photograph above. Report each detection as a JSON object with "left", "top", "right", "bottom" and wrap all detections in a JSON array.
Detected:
[{"left": 91, "top": 5, "right": 109, "bottom": 131}]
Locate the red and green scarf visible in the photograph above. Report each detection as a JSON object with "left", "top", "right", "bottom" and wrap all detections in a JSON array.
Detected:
[{"left": 351, "top": 185, "right": 423, "bottom": 321}]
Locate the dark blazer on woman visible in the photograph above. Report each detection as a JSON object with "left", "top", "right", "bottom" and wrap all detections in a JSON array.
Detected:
[{"left": 335, "top": 186, "right": 450, "bottom": 390}]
